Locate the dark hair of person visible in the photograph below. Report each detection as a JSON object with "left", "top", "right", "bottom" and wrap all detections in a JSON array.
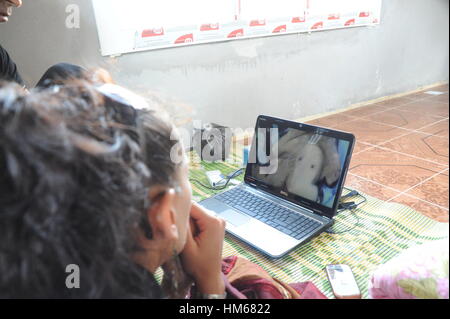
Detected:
[{"left": 0, "top": 81, "right": 181, "bottom": 298}]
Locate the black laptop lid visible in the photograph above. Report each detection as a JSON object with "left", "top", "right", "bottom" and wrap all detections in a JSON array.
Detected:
[{"left": 244, "top": 115, "right": 355, "bottom": 219}]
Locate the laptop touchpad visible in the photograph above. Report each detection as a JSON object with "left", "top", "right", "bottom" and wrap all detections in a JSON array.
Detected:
[{"left": 219, "top": 210, "right": 251, "bottom": 227}]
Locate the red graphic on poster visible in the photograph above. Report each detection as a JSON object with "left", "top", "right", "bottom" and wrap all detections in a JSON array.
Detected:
[
  {"left": 174, "top": 33, "right": 194, "bottom": 44},
  {"left": 272, "top": 25, "right": 287, "bottom": 33},
  {"left": 344, "top": 19, "right": 355, "bottom": 26},
  {"left": 328, "top": 13, "right": 340, "bottom": 20},
  {"left": 227, "top": 28, "right": 244, "bottom": 38},
  {"left": 359, "top": 12, "right": 370, "bottom": 17},
  {"left": 311, "top": 21, "right": 323, "bottom": 30},
  {"left": 142, "top": 28, "right": 164, "bottom": 38},
  {"left": 250, "top": 19, "right": 266, "bottom": 27},
  {"left": 200, "top": 23, "right": 219, "bottom": 31},
  {"left": 292, "top": 16, "right": 306, "bottom": 23}
]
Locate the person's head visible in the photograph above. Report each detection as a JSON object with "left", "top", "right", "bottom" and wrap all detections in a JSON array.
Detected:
[
  {"left": 0, "top": 81, "right": 192, "bottom": 298},
  {"left": 36, "top": 64, "right": 115, "bottom": 89},
  {"left": 0, "top": 0, "right": 22, "bottom": 23}
]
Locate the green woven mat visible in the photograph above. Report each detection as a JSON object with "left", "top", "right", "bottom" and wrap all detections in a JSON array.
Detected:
[{"left": 188, "top": 150, "right": 449, "bottom": 299}]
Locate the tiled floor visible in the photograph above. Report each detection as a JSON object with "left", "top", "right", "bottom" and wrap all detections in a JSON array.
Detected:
[{"left": 306, "top": 84, "right": 449, "bottom": 223}]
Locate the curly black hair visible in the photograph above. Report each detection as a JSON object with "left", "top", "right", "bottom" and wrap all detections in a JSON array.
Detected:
[{"left": 0, "top": 81, "right": 181, "bottom": 298}]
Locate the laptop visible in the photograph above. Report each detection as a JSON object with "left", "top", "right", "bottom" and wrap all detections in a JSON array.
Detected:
[{"left": 200, "top": 115, "right": 355, "bottom": 258}]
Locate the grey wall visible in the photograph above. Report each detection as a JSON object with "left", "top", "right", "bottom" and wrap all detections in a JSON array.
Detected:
[{"left": 0, "top": 0, "right": 448, "bottom": 129}]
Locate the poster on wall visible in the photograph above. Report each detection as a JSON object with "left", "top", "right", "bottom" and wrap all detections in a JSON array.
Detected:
[{"left": 92, "top": 0, "right": 382, "bottom": 56}]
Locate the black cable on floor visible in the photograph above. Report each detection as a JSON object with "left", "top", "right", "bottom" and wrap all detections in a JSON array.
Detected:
[{"left": 326, "top": 187, "right": 367, "bottom": 235}]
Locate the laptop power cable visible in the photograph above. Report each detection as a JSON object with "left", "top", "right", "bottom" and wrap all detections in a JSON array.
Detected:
[
  {"left": 327, "top": 188, "right": 367, "bottom": 235},
  {"left": 338, "top": 201, "right": 357, "bottom": 210},
  {"left": 340, "top": 189, "right": 359, "bottom": 200}
]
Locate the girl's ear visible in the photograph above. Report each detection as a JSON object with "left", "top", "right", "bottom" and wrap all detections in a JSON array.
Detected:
[
  {"left": 133, "top": 188, "right": 179, "bottom": 273},
  {"left": 145, "top": 188, "right": 178, "bottom": 243}
]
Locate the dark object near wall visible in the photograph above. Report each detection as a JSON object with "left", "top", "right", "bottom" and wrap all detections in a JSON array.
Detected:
[{"left": 193, "top": 123, "right": 232, "bottom": 162}]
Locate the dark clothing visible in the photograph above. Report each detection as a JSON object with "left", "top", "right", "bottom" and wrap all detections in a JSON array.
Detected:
[
  {"left": 1, "top": 43, "right": 86, "bottom": 89},
  {"left": 0, "top": 44, "right": 24, "bottom": 86}
]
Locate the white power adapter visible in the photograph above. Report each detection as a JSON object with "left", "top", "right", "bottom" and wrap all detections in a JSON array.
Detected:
[{"left": 205, "top": 170, "right": 227, "bottom": 188}]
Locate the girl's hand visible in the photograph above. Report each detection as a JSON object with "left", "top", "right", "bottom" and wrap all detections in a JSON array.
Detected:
[{"left": 180, "top": 202, "right": 226, "bottom": 294}]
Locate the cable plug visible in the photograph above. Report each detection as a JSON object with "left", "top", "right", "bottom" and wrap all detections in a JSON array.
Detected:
[
  {"left": 340, "top": 190, "right": 359, "bottom": 200},
  {"left": 338, "top": 201, "right": 357, "bottom": 210}
]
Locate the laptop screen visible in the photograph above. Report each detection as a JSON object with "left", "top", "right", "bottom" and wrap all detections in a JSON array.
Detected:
[{"left": 245, "top": 115, "right": 355, "bottom": 218}]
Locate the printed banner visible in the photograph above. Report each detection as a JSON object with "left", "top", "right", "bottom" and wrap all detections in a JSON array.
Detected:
[
  {"left": 93, "top": 0, "right": 382, "bottom": 56},
  {"left": 134, "top": 1, "right": 381, "bottom": 53}
]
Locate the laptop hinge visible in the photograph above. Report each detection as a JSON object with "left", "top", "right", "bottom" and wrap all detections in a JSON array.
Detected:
[
  {"left": 246, "top": 181, "right": 258, "bottom": 188},
  {"left": 312, "top": 210, "right": 332, "bottom": 220}
]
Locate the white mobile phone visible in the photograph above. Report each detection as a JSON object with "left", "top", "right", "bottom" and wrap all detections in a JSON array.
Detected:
[{"left": 325, "top": 264, "right": 361, "bottom": 299}]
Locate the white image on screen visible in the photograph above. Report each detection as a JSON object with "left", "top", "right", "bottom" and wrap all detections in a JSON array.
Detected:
[{"left": 254, "top": 129, "right": 342, "bottom": 204}]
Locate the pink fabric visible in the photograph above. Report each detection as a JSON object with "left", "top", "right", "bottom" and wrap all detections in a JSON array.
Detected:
[
  {"left": 290, "top": 282, "right": 328, "bottom": 299},
  {"left": 369, "top": 239, "right": 449, "bottom": 299},
  {"left": 231, "top": 277, "right": 285, "bottom": 299},
  {"left": 221, "top": 256, "right": 327, "bottom": 299}
]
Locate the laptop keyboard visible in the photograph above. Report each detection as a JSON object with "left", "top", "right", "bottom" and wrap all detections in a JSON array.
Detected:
[{"left": 215, "top": 187, "right": 322, "bottom": 240}]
